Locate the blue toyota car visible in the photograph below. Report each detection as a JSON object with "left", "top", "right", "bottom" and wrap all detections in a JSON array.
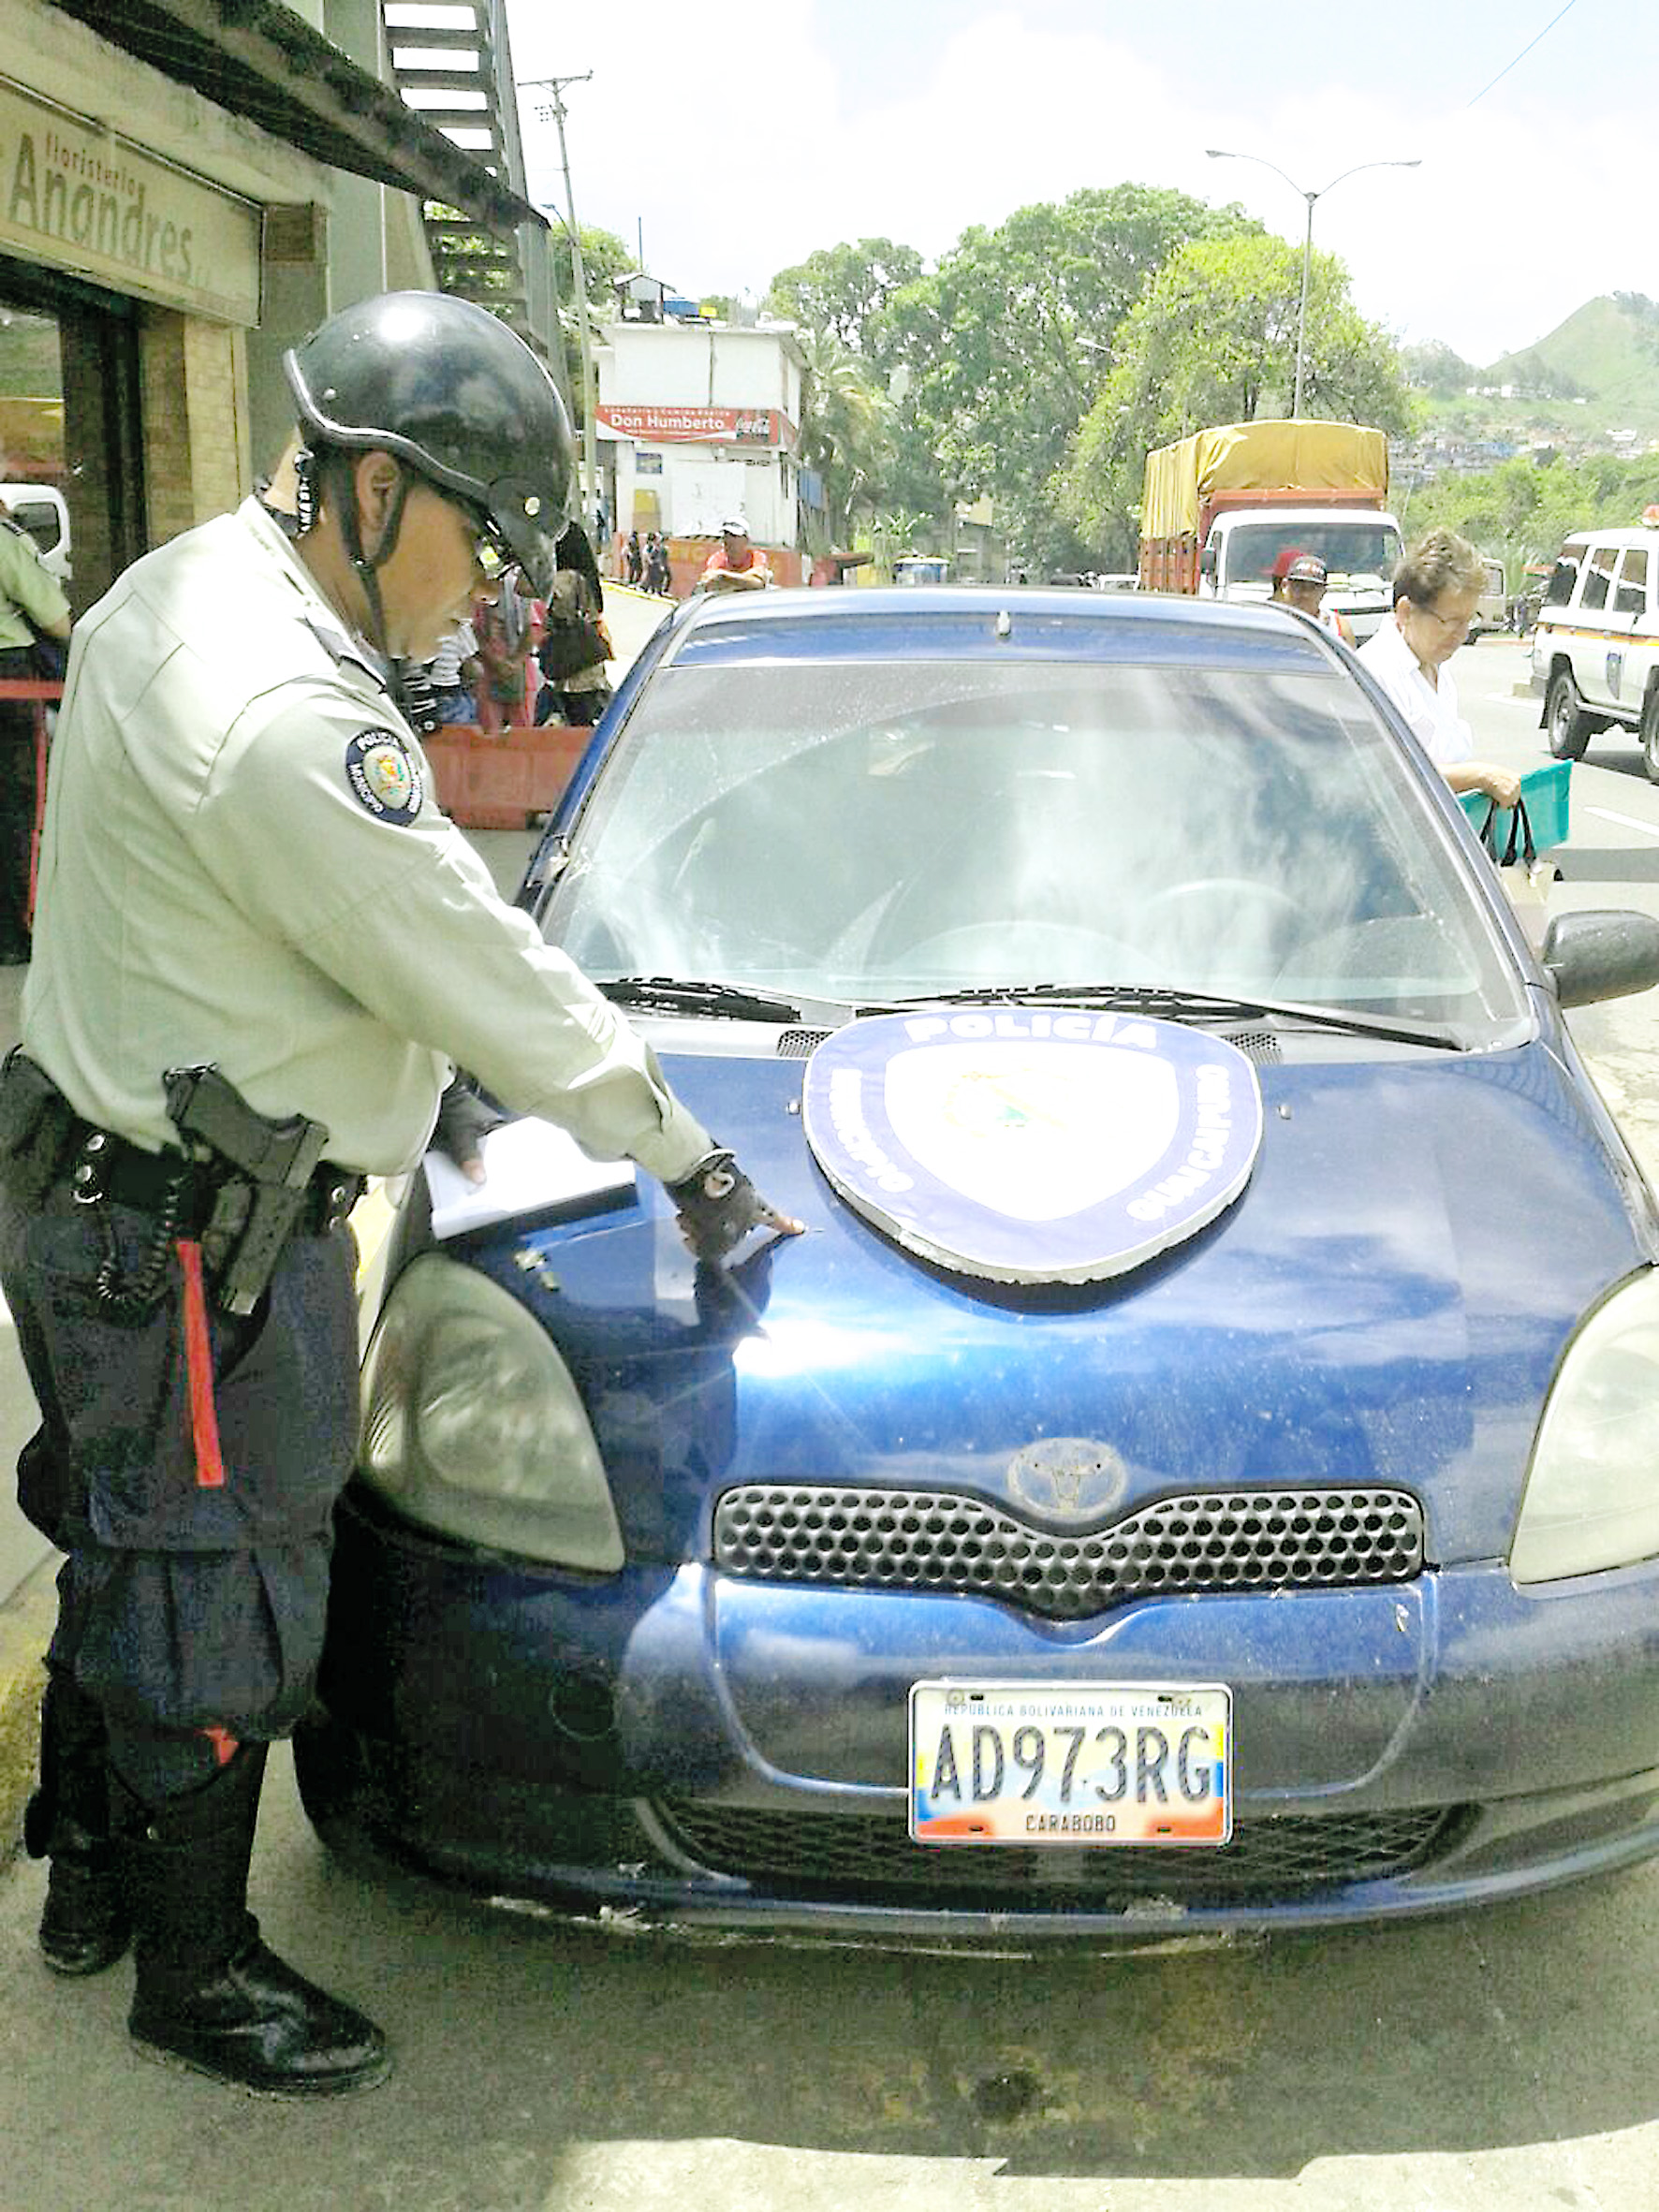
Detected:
[{"left": 300, "top": 587, "right": 1659, "bottom": 1947}]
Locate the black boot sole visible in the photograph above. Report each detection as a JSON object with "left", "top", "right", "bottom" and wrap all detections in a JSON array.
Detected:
[{"left": 129, "top": 2029, "right": 393, "bottom": 2098}]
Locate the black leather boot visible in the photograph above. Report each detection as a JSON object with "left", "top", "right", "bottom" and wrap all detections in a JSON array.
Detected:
[
  {"left": 119, "top": 1742, "right": 391, "bottom": 2097},
  {"left": 23, "top": 1671, "right": 131, "bottom": 1976}
]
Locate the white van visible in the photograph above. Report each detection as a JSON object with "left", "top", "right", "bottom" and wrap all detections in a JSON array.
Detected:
[
  {"left": 1470, "top": 555, "right": 1506, "bottom": 637},
  {"left": 0, "top": 483, "right": 70, "bottom": 583},
  {"left": 1530, "top": 528, "right": 1659, "bottom": 775}
]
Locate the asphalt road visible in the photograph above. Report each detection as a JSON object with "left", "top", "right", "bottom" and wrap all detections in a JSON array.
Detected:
[{"left": 6, "top": 628, "right": 1659, "bottom": 2209}]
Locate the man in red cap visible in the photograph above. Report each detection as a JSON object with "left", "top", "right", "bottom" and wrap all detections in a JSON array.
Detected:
[{"left": 1270, "top": 548, "right": 1354, "bottom": 643}]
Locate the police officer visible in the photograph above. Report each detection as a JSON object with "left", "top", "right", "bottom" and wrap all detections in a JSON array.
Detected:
[{"left": 0, "top": 291, "right": 800, "bottom": 2098}]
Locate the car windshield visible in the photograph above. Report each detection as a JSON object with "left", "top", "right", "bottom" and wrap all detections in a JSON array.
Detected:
[
  {"left": 542, "top": 656, "right": 1527, "bottom": 1038},
  {"left": 1227, "top": 522, "right": 1402, "bottom": 587}
]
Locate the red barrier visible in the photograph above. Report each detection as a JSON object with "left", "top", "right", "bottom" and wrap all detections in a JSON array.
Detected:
[
  {"left": 0, "top": 676, "right": 62, "bottom": 921},
  {"left": 420, "top": 723, "right": 592, "bottom": 830}
]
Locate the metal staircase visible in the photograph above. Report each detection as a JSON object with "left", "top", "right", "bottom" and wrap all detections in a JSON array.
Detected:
[{"left": 382, "top": 0, "right": 554, "bottom": 363}]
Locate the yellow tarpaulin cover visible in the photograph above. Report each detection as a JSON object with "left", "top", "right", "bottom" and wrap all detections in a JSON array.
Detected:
[{"left": 1141, "top": 421, "right": 1388, "bottom": 540}]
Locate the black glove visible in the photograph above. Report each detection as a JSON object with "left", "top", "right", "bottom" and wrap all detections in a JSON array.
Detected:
[
  {"left": 431, "top": 1078, "right": 506, "bottom": 1181},
  {"left": 666, "top": 1148, "right": 797, "bottom": 1265}
]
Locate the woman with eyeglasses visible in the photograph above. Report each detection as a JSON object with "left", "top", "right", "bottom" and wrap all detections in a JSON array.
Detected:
[{"left": 1358, "top": 527, "right": 1522, "bottom": 808}]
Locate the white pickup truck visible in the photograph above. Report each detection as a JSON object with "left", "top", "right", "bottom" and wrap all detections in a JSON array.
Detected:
[{"left": 1530, "top": 528, "right": 1659, "bottom": 778}]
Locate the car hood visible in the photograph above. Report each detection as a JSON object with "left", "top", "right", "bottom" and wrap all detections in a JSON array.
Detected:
[{"left": 471, "top": 1036, "right": 1652, "bottom": 1569}]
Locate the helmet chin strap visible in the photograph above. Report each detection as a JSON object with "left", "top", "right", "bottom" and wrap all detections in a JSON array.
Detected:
[
  {"left": 341, "top": 464, "right": 413, "bottom": 665},
  {"left": 301, "top": 447, "right": 421, "bottom": 718}
]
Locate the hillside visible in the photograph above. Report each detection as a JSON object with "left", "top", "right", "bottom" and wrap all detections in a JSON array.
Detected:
[{"left": 1449, "top": 293, "right": 1659, "bottom": 442}]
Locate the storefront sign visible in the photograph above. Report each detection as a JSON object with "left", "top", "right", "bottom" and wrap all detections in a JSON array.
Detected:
[
  {"left": 801, "top": 1011, "right": 1264, "bottom": 1284},
  {"left": 0, "top": 82, "right": 261, "bottom": 325},
  {"left": 598, "top": 404, "right": 796, "bottom": 448}
]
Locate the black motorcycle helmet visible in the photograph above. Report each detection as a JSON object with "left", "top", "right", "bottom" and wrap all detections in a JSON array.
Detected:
[{"left": 283, "top": 291, "right": 575, "bottom": 594}]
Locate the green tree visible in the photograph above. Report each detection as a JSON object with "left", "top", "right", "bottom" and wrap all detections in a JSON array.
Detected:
[
  {"left": 1062, "top": 231, "right": 1415, "bottom": 558},
  {"left": 892, "top": 184, "right": 1251, "bottom": 573},
  {"left": 796, "top": 326, "right": 896, "bottom": 541},
  {"left": 1401, "top": 339, "right": 1476, "bottom": 395},
  {"left": 765, "top": 239, "right": 926, "bottom": 369},
  {"left": 1403, "top": 451, "right": 1659, "bottom": 582},
  {"left": 767, "top": 240, "right": 948, "bottom": 524}
]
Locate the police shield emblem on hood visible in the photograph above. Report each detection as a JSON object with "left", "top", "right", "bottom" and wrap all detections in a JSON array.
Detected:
[{"left": 801, "top": 1011, "right": 1264, "bottom": 1284}]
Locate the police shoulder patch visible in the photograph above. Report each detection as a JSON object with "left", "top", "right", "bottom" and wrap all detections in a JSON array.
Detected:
[{"left": 345, "top": 727, "right": 423, "bottom": 826}]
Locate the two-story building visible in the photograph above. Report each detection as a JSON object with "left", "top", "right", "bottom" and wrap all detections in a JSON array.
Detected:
[{"left": 597, "top": 291, "right": 810, "bottom": 588}]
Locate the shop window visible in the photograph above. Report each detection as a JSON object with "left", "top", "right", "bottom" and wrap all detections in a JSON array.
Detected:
[{"left": 0, "top": 258, "right": 144, "bottom": 611}]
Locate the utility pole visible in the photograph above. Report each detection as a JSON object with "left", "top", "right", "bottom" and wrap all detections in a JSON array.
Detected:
[{"left": 521, "top": 74, "right": 597, "bottom": 532}]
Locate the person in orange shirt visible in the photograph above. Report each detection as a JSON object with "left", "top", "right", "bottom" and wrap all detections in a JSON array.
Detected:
[{"left": 698, "top": 516, "right": 772, "bottom": 593}]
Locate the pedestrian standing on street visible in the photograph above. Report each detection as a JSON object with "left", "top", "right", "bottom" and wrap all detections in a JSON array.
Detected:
[
  {"left": 534, "top": 520, "right": 614, "bottom": 727},
  {"left": 420, "top": 613, "right": 479, "bottom": 725},
  {"left": 697, "top": 515, "right": 771, "bottom": 593},
  {"left": 624, "top": 528, "right": 642, "bottom": 585},
  {"left": 1357, "top": 529, "right": 1520, "bottom": 808},
  {"left": 0, "top": 290, "right": 801, "bottom": 2100},
  {"left": 0, "top": 497, "right": 70, "bottom": 963},
  {"left": 1275, "top": 550, "right": 1356, "bottom": 645}
]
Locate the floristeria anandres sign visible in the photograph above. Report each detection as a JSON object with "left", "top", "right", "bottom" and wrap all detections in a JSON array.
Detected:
[
  {"left": 801, "top": 1011, "right": 1265, "bottom": 1285},
  {"left": 596, "top": 404, "right": 796, "bottom": 447},
  {"left": 0, "top": 82, "right": 261, "bottom": 327}
]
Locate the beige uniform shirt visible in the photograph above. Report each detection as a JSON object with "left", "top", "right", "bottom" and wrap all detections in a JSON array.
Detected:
[
  {"left": 22, "top": 498, "right": 713, "bottom": 1181},
  {"left": 0, "top": 517, "right": 69, "bottom": 650}
]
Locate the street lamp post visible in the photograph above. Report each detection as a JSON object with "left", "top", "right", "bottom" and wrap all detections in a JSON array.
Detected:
[
  {"left": 521, "top": 73, "right": 598, "bottom": 533},
  {"left": 1205, "top": 150, "right": 1420, "bottom": 418}
]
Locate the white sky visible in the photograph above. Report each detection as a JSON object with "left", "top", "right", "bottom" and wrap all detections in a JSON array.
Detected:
[{"left": 501, "top": 0, "right": 1650, "bottom": 370}]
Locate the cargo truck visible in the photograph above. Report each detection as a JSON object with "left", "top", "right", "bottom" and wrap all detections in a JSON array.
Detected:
[{"left": 1138, "top": 420, "right": 1402, "bottom": 641}]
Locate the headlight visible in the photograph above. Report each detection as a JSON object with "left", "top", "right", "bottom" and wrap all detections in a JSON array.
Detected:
[
  {"left": 1511, "top": 1269, "right": 1659, "bottom": 1584},
  {"left": 359, "top": 1252, "right": 624, "bottom": 1571}
]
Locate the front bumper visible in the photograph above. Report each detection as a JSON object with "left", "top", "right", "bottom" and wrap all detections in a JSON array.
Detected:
[{"left": 307, "top": 1486, "right": 1659, "bottom": 1942}]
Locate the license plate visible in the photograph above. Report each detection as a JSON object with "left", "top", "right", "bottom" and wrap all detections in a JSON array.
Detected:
[{"left": 908, "top": 1680, "right": 1232, "bottom": 1846}]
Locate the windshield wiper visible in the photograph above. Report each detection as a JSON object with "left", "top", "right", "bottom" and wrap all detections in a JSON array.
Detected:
[
  {"left": 598, "top": 974, "right": 804, "bottom": 1022},
  {"left": 876, "top": 982, "right": 1463, "bottom": 1050}
]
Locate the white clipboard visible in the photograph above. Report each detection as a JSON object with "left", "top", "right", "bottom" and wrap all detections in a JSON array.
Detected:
[{"left": 422, "top": 1116, "right": 637, "bottom": 1240}]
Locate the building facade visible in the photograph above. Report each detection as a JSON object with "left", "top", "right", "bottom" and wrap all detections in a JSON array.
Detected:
[
  {"left": 0, "top": 0, "right": 539, "bottom": 611},
  {"left": 597, "top": 314, "right": 809, "bottom": 584}
]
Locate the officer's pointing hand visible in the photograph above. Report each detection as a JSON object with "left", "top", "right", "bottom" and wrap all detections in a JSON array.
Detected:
[
  {"left": 667, "top": 1149, "right": 804, "bottom": 1265},
  {"left": 432, "top": 1077, "right": 505, "bottom": 1188}
]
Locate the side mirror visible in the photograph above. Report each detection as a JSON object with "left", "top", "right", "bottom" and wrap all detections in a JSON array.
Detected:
[
  {"left": 1541, "top": 909, "right": 1659, "bottom": 1007},
  {"left": 1198, "top": 545, "right": 1217, "bottom": 579}
]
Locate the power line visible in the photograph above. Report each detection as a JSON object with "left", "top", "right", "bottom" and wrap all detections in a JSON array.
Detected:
[{"left": 1464, "top": 0, "right": 1578, "bottom": 110}]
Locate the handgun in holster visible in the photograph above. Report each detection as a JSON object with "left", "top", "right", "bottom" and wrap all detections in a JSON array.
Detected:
[{"left": 163, "top": 1063, "right": 330, "bottom": 1315}]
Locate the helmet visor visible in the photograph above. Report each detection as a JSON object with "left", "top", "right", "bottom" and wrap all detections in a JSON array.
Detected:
[{"left": 487, "top": 476, "right": 570, "bottom": 597}]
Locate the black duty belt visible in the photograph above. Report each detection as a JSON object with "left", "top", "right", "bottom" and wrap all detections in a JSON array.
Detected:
[{"left": 65, "top": 1120, "right": 363, "bottom": 1234}]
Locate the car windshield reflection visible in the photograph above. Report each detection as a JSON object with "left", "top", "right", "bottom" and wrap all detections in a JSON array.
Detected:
[{"left": 542, "top": 660, "right": 1526, "bottom": 1038}]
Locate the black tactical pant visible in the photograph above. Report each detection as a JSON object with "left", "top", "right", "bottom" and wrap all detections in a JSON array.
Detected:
[
  {"left": 0, "top": 644, "right": 41, "bottom": 960},
  {"left": 0, "top": 1170, "right": 359, "bottom": 1804}
]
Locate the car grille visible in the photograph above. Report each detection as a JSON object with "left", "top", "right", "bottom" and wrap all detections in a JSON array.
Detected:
[
  {"left": 712, "top": 1485, "right": 1424, "bottom": 1619},
  {"left": 653, "top": 1800, "right": 1460, "bottom": 1903}
]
